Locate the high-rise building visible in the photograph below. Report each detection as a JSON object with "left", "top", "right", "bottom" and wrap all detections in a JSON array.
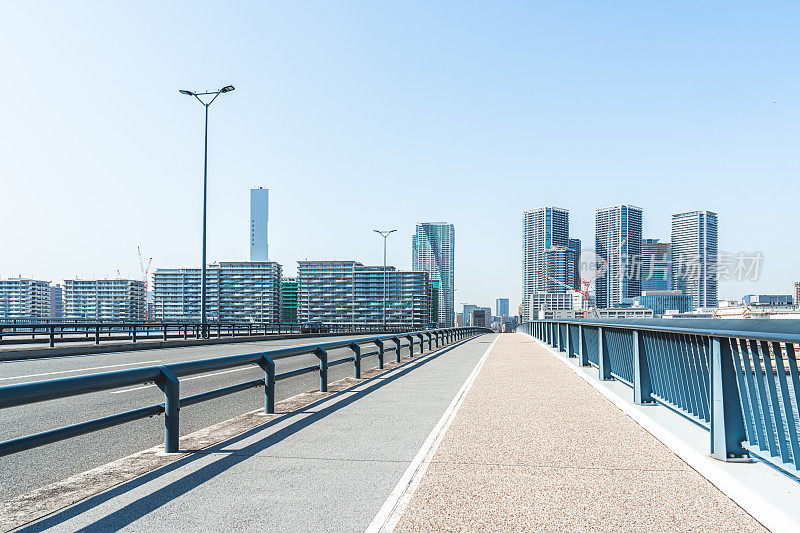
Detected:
[
  {"left": 281, "top": 277, "right": 298, "bottom": 324},
  {"left": 640, "top": 239, "right": 672, "bottom": 291},
  {"left": 634, "top": 290, "right": 693, "bottom": 316},
  {"left": 496, "top": 298, "right": 509, "bottom": 318},
  {"left": 0, "top": 277, "right": 51, "bottom": 319},
  {"left": 250, "top": 188, "right": 269, "bottom": 261},
  {"left": 412, "top": 222, "right": 455, "bottom": 326},
  {"left": 595, "top": 205, "right": 643, "bottom": 308},
  {"left": 568, "top": 238, "right": 582, "bottom": 290},
  {"left": 49, "top": 284, "right": 63, "bottom": 319},
  {"left": 153, "top": 262, "right": 282, "bottom": 322},
  {"left": 298, "top": 261, "right": 429, "bottom": 327},
  {"left": 543, "top": 246, "right": 577, "bottom": 292},
  {"left": 795, "top": 282, "right": 800, "bottom": 306},
  {"left": 522, "top": 208, "right": 569, "bottom": 318},
  {"left": 63, "top": 279, "right": 146, "bottom": 320},
  {"left": 671, "top": 210, "right": 718, "bottom": 309}
]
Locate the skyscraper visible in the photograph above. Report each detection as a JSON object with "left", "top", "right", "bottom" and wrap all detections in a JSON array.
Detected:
[
  {"left": 412, "top": 222, "right": 455, "bottom": 326},
  {"left": 595, "top": 205, "right": 642, "bottom": 308},
  {"left": 671, "top": 210, "right": 718, "bottom": 309},
  {"left": 522, "top": 207, "right": 569, "bottom": 317},
  {"left": 640, "top": 238, "right": 671, "bottom": 291},
  {"left": 250, "top": 188, "right": 269, "bottom": 261},
  {"left": 496, "top": 298, "right": 509, "bottom": 318},
  {"left": 543, "top": 246, "right": 577, "bottom": 292},
  {"left": 568, "top": 238, "right": 582, "bottom": 290}
]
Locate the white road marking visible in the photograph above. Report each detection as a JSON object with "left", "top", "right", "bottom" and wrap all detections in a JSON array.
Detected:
[
  {"left": 110, "top": 366, "right": 260, "bottom": 394},
  {"left": 366, "top": 334, "right": 499, "bottom": 533},
  {"left": 0, "top": 360, "right": 163, "bottom": 381}
]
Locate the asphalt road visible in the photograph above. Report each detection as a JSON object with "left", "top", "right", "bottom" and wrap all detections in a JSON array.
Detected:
[{"left": 0, "top": 334, "right": 381, "bottom": 501}]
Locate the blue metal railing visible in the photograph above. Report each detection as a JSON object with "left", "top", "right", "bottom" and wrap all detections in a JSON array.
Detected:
[
  {"left": 0, "top": 327, "right": 491, "bottom": 456},
  {"left": 519, "top": 318, "right": 800, "bottom": 477}
]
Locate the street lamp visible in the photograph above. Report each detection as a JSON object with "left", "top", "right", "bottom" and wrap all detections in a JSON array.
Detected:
[
  {"left": 373, "top": 229, "right": 397, "bottom": 330},
  {"left": 179, "top": 85, "right": 235, "bottom": 337}
]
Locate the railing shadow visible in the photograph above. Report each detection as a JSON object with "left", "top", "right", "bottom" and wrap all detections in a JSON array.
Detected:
[{"left": 19, "top": 336, "right": 482, "bottom": 532}]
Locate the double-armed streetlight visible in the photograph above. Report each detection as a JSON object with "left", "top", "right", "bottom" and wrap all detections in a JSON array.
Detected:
[
  {"left": 179, "top": 85, "right": 234, "bottom": 337},
  {"left": 373, "top": 229, "right": 397, "bottom": 330}
]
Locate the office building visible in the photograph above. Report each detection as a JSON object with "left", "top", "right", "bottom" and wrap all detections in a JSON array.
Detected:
[
  {"left": 795, "top": 282, "right": 800, "bottom": 307},
  {"left": 568, "top": 238, "right": 582, "bottom": 290},
  {"left": 671, "top": 211, "right": 718, "bottom": 310},
  {"left": 298, "top": 261, "right": 430, "bottom": 327},
  {"left": 634, "top": 290, "right": 693, "bottom": 316},
  {"left": 250, "top": 188, "right": 269, "bottom": 261},
  {"left": 412, "top": 222, "right": 455, "bottom": 326},
  {"left": 595, "top": 205, "right": 643, "bottom": 308},
  {"left": 64, "top": 279, "right": 146, "bottom": 320},
  {"left": 0, "top": 277, "right": 51, "bottom": 319},
  {"left": 471, "top": 309, "right": 490, "bottom": 328},
  {"left": 496, "top": 298, "right": 509, "bottom": 318},
  {"left": 640, "top": 239, "right": 671, "bottom": 291},
  {"left": 49, "top": 284, "right": 63, "bottom": 319},
  {"left": 281, "top": 277, "right": 298, "bottom": 323},
  {"left": 153, "top": 262, "right": 282, "bottom": 322},
  {"left": 742, "top": 294, "right": 794, "bottom": 306},
  {"left": 527, "top": 292, "right": 583, "bottom": 320},
  {"left": 543, "top": 246, "right": 577, "bottom": 292}
]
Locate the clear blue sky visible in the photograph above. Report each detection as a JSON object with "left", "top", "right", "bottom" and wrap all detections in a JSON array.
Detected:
[{"left": 1, "top": 1, "right": 799, "bottom": 314}]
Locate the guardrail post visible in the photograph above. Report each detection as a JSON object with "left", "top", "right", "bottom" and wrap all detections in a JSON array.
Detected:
[
  {"left": 258, "top": 355, "right": 276, "bottom": 414},
  {"left": 565, "top": 324, "right": 571, "bottom": 356},
  {"left": 315, "top": 347, "right": 328, "bottom": 392},
  {"left": 95, "top": 326, "right": 100, "bottom": 345},
  {"left": 183, "top": 326, "right": 188, "bottom": 340},
  {"left": 374, "top": 339, "right": 385, "bottom": 369},
  {"left": 406, "top": 334, "right": 415, "bottom": 357},
  {"left": 578, "top": 325, "right": 588, "bottom": 366},
  {"left": 633, "top": 330, "right": 654, "bottom": 405},
  {"left": 393, "top": 337, "right": 401, "bottom": 363},
  {"left": 710, "top": 337, "right": 748, "bottom": 461},
  {"left": 350, "top": 342, "right": 362, "bottom": 379},
  {"left": 427, "top": 332, "right": 432, "bottom": 351},
  {"left": 157, "top": 367, "right": 180, "bottom": 453},
  {"left": 598, "top": 327, "right": 612, "bottom": 380},
  {"left": 132, "top": 325, "right": 137, "bottom": 343},
  {"left": 49, "top": 326, "right": 55, "bottom": 347},
  {"left": 417, "top": 333, "right": 425, "bottom": 354},
  {"left": 163, "top": 324, "right": 168, "bottom": 341}
]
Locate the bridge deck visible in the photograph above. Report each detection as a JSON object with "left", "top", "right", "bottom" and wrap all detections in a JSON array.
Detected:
[
  {"left": 395, "top": 333, "right": 763, "bottom": 531},
  {"left": 13, "top": 333, "right": 765, "bottom": 531}
]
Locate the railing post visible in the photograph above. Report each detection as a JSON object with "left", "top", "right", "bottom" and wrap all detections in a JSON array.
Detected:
[
  {"left": 598, "top": 327, "right": 612, "bottom": 380},
  {"left": 183, "top": 325, "right": 188, "bottom": 340},
  {"left": 710, "top": 336, "right": 748, "bottom": 461},
  {"left": 417, "top": 333, "right": 425, "bottom": 354},
  {"left": 565, "top": 324, "right": 571, "bottom": 356},
  {"left": 393, "top": 336, "right": 401, "bottom": 363},
  {"left": 427, "top": 332, "right": 432, "bottom": 351},
  {"left": 258, "top": 355, "right": 276, "bottom": 414},
  {"left": 350, "top": 342, "right": 361, "bottom": 379},
  {"left": 49, "top": 326, "right": 55, "bottom": 348},
  {"left": 132, "top": 325, "right": 137, "bottom": 343},
  {"left": 95, "top": 326, "right": 100, "bottom": 345},
  {"left": 374, "top": 339, "right": 385, "bottom": 369},
  {"left": 315, "top": 347, "right": 328, "bottom": 392},
  {"left": 157, "top": 367, "right": 180, "bottom": 453},
  {"left": 406, "top": 334, "right": 415, "bottom": 357},
  {"left": 577, "top": 325, "right": 588, "bottom": 366},
  {"left": 633, "top": 330, "right": 654, "bottom": 405},
  {"left": 163, "top": 324, "right": 168, "bottom": 341}
]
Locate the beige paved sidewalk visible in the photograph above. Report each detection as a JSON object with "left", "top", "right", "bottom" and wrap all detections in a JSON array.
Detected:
[{"left": 396, "top": 333, "right": 765, "bottom": 532}]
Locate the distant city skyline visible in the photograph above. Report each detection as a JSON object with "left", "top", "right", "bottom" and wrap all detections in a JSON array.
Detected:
[{"left": 2, "top": 3, "right": 799, "bottom": 314}]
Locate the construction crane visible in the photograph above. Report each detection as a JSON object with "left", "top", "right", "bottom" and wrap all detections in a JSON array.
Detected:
[{"left": 137, "top": 245, "right": 153, "bottom": 320}]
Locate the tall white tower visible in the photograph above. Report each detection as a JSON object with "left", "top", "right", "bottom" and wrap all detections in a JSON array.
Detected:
[{"left": 250, "top": 188, "right": 269, "bottom": 261}]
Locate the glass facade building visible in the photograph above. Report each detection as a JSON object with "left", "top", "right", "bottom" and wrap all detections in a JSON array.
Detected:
[
  {"left": 496, "top": 298, "right": 509, "bottom": 318},
  {"left": 250, "top": 188, "right": 269, "bottom": 262},
  {"left": 634, "top": 290, "right": 693, "bottom": 316},
  {"left": 412, "top": 222, "right": 455, "bottom": 326},
  {"left": 595, "top": 205, "right": 643, "bottom": 309},
  {"left": 281, "top": 277, "right": 298, "bottom": 324},
  {"left": 671, "top": 210, "right": 718, "bottom": 310},
  {"left": 640, "top": 238, "right": 672, "bottom": 291},
  {"left": 522, "top": 207, "right": 570, "bottom": 318}
]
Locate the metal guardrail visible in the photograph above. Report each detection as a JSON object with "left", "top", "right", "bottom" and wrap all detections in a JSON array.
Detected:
[
  {"left": 0, "top": 327, "right": 490, "bottom": 456},
  {"left": 0, "top": 322, "right": 420, "bottom": 348},
  {"left": 519, "top": 319, "right": 800, "bottom": 478}
]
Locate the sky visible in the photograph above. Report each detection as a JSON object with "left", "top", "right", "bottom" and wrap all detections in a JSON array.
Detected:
[{"left": 1, "top": 1, "right": 799, "bottom": 315}]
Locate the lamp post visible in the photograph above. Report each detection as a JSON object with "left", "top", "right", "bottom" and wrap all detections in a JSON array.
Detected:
[
  {"left": 373, "top": 229, "right": 396, "bottom": 330},
  {"left": 179, "top": 85, "right": 235, "bottom": 337}
]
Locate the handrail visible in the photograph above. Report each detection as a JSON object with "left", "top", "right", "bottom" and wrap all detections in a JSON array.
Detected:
[
  {"left": 0, "top": 327, "right": 492, "bottom": 456},
  {"left": 518, "top": 319, "right": 800, "bottom": 480}
]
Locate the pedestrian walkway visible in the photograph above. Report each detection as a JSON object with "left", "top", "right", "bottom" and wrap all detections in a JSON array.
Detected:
[{"left": 393, "top": 333, "right": 764, "bottom": 532}]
